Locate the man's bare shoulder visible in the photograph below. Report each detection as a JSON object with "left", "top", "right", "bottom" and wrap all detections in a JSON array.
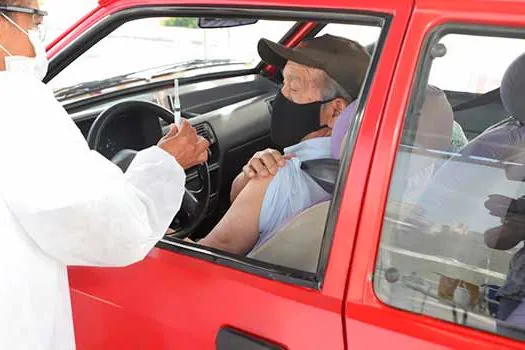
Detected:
[{"left": 244, "top": 174, "right": 274, "bottom": 196}]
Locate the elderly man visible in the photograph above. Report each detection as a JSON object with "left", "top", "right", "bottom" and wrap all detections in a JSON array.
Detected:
[{"left": 197, "top": 34, "right": 370, "bottom": 255}]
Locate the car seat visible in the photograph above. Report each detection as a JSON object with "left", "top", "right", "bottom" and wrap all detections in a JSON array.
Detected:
[{"left": 388, "top": 85, "right": 454, "bottom": 206}]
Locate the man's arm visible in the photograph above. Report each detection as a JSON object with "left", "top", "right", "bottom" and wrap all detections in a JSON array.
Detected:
[
  {"left": 230, "top": 149, "right": 292, "bottom": 203},
  {"left": 200, "top": 176, "right": 273, "bottom": 255},
  {"left": 230, "top": 172, "right": 250, "bottom": 203}
]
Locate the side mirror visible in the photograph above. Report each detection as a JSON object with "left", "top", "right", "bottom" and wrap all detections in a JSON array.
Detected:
[{"left": 198, "top": 17, "right": 258, "bottom": 28}]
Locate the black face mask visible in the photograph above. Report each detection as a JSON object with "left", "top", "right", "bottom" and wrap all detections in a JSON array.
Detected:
[{"left": 270, "top": 91, "right": 334, "bottom": 148}]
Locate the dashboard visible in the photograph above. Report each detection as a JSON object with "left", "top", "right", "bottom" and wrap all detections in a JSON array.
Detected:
[{"left": 64, "top": 74, "right": 280, "bottom": 236}]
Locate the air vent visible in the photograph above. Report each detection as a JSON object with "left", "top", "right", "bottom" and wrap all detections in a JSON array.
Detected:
[
  {"left": 265, "top": 97, "right": 275, "bottom": 114},
  {"left": 195, "top": 123, "right": 216, "bottom": 145}
]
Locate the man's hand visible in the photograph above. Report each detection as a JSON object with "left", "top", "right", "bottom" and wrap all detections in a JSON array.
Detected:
[
  {"left": 484, "top": 194, "right": 525, "bottom": 250},
  {"left": 230, "top": 149, "right": 293, "bottom": 203},
  {"left": 243, "top": 148, "right": 294, "bottom": 178},
  {"left": 158, "top": 119, "right": 209, "bottom": 170},
  {"left": 484, "top": 194, "right": 525, "bottom": 218}
]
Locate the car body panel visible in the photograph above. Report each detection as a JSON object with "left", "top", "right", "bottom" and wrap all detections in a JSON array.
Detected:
[{"left": 69, "top": 249, "right": 343, "bottom": 349}]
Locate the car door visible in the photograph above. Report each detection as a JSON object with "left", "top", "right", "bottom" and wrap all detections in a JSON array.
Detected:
[
  {"left": 48, "top": 1, "right": 414, "bottom": 349},
  {"left": 345, "top": 0, "right": 525, "bottom": 348}
]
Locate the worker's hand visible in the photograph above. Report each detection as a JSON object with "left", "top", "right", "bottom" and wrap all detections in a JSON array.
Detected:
[
  {"left": 242, "top": 148, "right": 294, "bottom": 178},
  {"left": 158, "top": 119, "right": 209, "bottom": 170}
]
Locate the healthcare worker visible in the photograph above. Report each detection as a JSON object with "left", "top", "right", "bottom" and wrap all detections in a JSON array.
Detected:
[{"left": 0, "top": 1, "right": 209, "bottom": 349}]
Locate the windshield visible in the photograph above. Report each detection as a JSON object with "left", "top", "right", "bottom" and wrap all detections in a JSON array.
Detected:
[
  {"left": 49, "top": 18, "right": 295, "bottom": 95},
  {"left": 43, "top": 0, "right": 98, "bottom": 46}
]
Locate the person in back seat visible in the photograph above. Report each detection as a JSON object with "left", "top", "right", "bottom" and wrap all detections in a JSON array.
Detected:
[
  {"left": 194, "top": 35, "right": 370, "bottom": 255},
  {"left": 406, "top": 52, "right": 525, "bottom": 310}
]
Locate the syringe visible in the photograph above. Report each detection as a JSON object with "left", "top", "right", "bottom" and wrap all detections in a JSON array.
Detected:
[{"left": 173, "top": 78, "right": 182, "bottom": 127}]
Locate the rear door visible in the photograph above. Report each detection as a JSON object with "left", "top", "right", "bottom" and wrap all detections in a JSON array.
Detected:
[
  {"left": 56, "top": 1, "right": 413, "bottom": 349},
  {"left": 346, "top": 0, "right": 525, "bottom": 348}
]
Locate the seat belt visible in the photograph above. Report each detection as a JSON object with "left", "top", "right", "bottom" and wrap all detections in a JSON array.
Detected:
[{"left": 452, "top": 88, "right": 500, "bottom": 112}]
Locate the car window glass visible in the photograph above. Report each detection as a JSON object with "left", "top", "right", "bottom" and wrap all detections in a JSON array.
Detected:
[
  {"left": 49, "top": 17, "right": 294, "bottom": 92},
  {"left": 375, "top": 31, "right": 525, "bottom": 341},
  {"left": 429, "top": 34, "right": 525, "bottom": 93}
]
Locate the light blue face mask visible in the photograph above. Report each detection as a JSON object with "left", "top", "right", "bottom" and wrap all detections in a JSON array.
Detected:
[{"left": 0, "top": 13, "right": 48, "bottom": 80}]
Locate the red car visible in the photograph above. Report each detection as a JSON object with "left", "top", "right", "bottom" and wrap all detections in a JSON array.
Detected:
[{"left": 45, "top": 0, "right": 525, "bottom": 348}]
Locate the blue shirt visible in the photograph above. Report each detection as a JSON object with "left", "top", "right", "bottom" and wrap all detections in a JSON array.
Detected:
[{"left": 251, "top": 137, "right": 332, "bottom": 252}]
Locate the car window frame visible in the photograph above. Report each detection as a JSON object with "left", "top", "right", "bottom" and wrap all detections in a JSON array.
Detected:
[{"left": 49, "top": 5, "right": 391, "bottom": 289}]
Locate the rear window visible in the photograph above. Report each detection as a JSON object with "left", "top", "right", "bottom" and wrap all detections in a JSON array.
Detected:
[
  {"left": 374, "top": 29, "right": 525, "bottom": 342},
  {"left": 429, "top": 34, "right": 525, "bottom": 94}
]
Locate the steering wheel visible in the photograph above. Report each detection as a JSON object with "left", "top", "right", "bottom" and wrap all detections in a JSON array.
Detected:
[{"left": 86, "top": 100, "right": 211, "bottom": 239}]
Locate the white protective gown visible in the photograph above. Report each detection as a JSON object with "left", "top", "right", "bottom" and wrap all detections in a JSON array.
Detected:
[{"left": 0, "top": 72, "right": 186, "bottom": 349}]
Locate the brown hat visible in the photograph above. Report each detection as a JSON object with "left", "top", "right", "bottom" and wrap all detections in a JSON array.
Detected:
[{"left": 258, "top": 34, "right": 371, "bottom": 100}]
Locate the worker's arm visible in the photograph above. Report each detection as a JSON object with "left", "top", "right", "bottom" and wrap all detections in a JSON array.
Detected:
[
  {"left": 200, "top": 176, "right": 272, "bottom": 255},
  {"left": 0, "top": 73, "right": 188, "bottom": 266}
]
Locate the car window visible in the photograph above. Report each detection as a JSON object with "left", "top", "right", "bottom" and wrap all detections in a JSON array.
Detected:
[
  {"left": 429, "top": 34, "right": 525, "bottom": 93},
  {"left": 53, "top": 12, "right": 385, "bottom": 285},
  {"left": 375, "top": 30, "right": 525, "bottom": 341},
  {"left": 49, "top": 17, "right": 295, "bottom": 92}
]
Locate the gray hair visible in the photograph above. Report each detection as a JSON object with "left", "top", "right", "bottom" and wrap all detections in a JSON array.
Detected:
[{"left": 320, "top": 72, "right": 353, "bottom": 102}]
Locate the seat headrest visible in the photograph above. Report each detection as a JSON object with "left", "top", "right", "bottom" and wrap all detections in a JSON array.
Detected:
[
  {"left": 412, "top": 85, "right": 454, "bottom": 151},
  {"left": 331, "top": 100, "right": 358, "bottom": 158},
  {"left": 501, "top": 52, "right": 525, "bottom": 123}
]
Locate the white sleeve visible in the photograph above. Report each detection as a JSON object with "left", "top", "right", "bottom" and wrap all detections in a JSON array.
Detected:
[{"left": 0, "top": 73, "right": 186, "bottom": 266}]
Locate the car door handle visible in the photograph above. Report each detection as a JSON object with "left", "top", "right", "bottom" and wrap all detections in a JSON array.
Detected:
[{"left": 216, "top": 327, "right": 285, "bottom": 350}]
